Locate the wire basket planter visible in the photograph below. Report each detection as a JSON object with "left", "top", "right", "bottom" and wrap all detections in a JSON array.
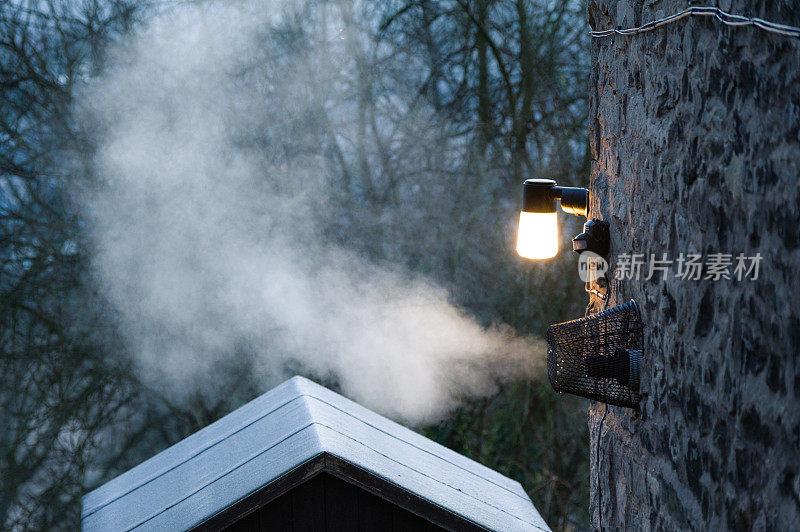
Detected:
[{"left": 546, "top": 300, "right": 645, "bottom": 409}]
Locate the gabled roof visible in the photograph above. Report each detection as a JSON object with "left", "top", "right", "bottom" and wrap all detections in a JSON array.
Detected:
[{"left": 82, "top": 376, "right": 549, "bottom": 531}]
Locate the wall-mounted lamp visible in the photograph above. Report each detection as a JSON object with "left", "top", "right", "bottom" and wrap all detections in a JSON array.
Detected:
[
  {"left": 516, "top": 178, "right": 610, "bottom": 260},
  {"left": 516, "top": 181, "right": 643, "bottom": 409}
]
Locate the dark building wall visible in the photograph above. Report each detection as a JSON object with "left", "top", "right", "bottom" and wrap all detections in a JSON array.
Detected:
[
  {"left": 225, "top": 473, "right": 444, "bottom": 532},
  {"left": 586, "top": 1, "right": 800, "bottom": 530}
]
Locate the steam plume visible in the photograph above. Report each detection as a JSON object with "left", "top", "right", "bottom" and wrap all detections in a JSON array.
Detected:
[{"left": 78, "top": 0, "right": 543, "bottom": 424}]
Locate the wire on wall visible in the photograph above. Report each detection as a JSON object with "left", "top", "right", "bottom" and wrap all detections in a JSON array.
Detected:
[
  {"left": 595, "top": 403, "right": 609, "bottom": 525},
  {"left": 590, "top": 5, "right": 800, "bottom": 39}
]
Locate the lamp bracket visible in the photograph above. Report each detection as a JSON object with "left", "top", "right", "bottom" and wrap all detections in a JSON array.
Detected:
[{"left": 551, "top": 186, "right": 589, "bottom": 217}]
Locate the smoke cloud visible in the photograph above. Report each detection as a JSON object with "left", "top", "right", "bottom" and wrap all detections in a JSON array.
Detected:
[{"left": 78, "top": 0, "right": 543, "bottom": 424}]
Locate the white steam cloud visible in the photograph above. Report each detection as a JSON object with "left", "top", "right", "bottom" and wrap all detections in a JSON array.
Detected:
[{"left": 79, "top": 0, "right": 543, "bottom": 424}]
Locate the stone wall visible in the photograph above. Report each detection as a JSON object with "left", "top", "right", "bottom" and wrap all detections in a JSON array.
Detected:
[{"left": 586, "top": 1, "right": 800, "bottom": 530}]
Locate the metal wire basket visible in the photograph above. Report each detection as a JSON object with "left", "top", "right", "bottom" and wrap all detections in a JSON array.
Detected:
[{"left": 546, "top": 300, "right": 644, "bottom": 409}]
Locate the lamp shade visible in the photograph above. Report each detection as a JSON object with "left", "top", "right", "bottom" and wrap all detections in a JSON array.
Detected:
[
  {"left": 516, "top": 211, "right": 558, "bottom": 259},
  {"left": 517, "top": 178, "right": 559, "bottom": 259}
]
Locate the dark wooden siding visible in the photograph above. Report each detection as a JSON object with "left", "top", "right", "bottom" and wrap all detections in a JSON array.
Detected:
[{"left": 224, "top": 473, "right": 445, "bottom": 532}]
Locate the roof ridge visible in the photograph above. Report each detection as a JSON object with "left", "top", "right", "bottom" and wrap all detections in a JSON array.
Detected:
[{"left": 82, "top": 376, "right": 548, "bottom": 532}]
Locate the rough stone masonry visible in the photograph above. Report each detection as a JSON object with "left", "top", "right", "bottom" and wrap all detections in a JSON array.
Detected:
[{"left": 585, "top": 0, "right": 800, "bottom": 530}]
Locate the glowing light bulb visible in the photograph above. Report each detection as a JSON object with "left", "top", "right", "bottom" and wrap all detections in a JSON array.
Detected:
[{"left": 516, "top": 211, "right": 558, "bottom": 260}]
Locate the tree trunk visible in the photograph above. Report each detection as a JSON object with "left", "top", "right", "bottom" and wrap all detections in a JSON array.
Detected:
[{"left": 587, "top": 1, "right": 800, "bottom": 530}]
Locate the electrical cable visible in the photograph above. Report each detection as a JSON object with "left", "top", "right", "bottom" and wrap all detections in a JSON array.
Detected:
[
  {"left": 585, "top": 277, "right": 610, "bottom": 303},
  {"left": 595, "top": 403, "right": 609, "bottom": 526},
  {"left": 590, "top": 5, "right": 800, "bottom": 39}
]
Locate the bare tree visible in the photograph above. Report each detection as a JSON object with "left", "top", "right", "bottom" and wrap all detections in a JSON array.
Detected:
[
  {"left": 0, "top": 2, "right": 146, "bottom": 529},
  {"left": 257, "top": 2, "right": 591, "bottom": 527},
  {"left": 1, "top": 1, "right": 591, "bottom": 529}
]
